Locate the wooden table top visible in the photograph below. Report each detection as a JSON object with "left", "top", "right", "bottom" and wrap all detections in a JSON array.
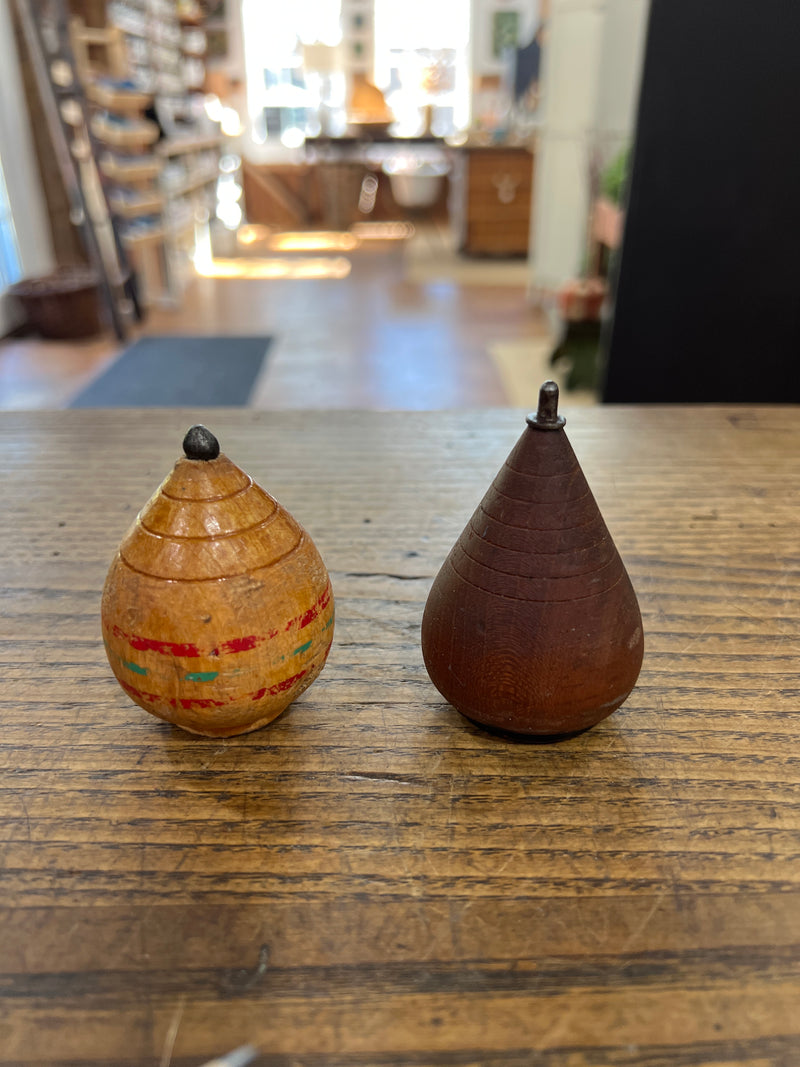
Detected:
[{"left": 0, "top": 407, "right": 797, "bottom": 1066}]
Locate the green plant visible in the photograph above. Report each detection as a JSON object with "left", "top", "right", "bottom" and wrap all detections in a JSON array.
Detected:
[{"left": 600, "top": 145, "right": 630, "bottom": 206}]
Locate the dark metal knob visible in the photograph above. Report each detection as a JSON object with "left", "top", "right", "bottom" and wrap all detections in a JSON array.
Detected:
[{"left": 183, "top": 425, "right": 220, "bottom": 461}]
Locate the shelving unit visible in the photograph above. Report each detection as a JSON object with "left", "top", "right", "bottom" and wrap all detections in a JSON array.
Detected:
[
  {"left": 158, "top": 131, "right": 222, "bottom": 291},
  {"left": 109, "top": 189, "right": 164, "bottom": 217},
  {"left": 71, "top": 0, "right": 221, "bottom": 306},
  {"left": 81, "top": 64, "right": 169, "bottom": 304},
  {"left": 15, "top": 0, "right": 144, "bottom": 339},
  {"left": 86, "top": 80, "right": 152, "bottom": 111},
  {"left": 157, "top": 132, "right": 223, "bottom": 156},
  {"left": 100, "top": 154, "right": 162, "bottom": 183},
  {"left": 180, "top": 18, "right": 207, "bottom": 92},
  {"left": 90, "top": 112, "right": 160, "bottom": 147}
]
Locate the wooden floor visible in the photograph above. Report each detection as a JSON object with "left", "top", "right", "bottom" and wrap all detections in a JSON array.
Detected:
[{"left": 0, "top": 230, "right": 556, "bottom": 410}]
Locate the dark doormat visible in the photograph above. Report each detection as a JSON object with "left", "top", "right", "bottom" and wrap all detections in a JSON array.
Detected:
[{"left": 69, "top": 335, "right": 272, "bottom": 407}]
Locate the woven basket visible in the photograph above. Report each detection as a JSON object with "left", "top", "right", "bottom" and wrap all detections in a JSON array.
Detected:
[{"left": 9, "top": 266, "right": 102, "bottom": 339}]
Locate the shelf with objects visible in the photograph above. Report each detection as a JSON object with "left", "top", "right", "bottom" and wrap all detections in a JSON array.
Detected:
[
  {"left": 156, "top": 130, "right": 223, "bottom": 285},
  {"left": 10, "top": 0, "right": 150, "bottom": 340},
  {"left": 83, "top": 73, "right": 169, "bottom": 303},
  {"left": 61, "top": 11, "right": 165, "bottom": 315},
  {"left": 72, "top": 0, "right": 222, "bottom": 304},
  {"left": 70, "top": 5, "right": 168, "bottom": 305}
]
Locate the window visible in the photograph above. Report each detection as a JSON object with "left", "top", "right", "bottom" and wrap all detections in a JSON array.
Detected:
[
  {"left": 373, "top": 0, "right": 470, "bottom": 137},
  {"left": 0, "top": 160, "right": 22, "bottom": 291},
  {"left": 240, "top": 0, "right": 471, "bottom": 148},
  {"left": 242, "top": 0, "right": 344, "bottom": 148}
]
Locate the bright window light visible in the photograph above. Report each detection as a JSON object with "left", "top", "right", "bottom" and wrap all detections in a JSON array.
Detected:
[
  {"left": 242, "top": 0, "right": 343, "bottom": 147},
  {"left": 217, "top": 201, "right": 243, "bottom": 230},
  {"left": 241, "top": 0, "right": 471, "bottom": 147},
  {"left": 0, "top": 161, "right": 21, "bottom": 290},
  {"left": 220, "top": 107, "right": 244, "bottom": 137},
  {"left": 374, "top": 0, "right": 471, "bottom": 136},
  {"left": 280, "top": 128, "right": 307, "bottom": 149}
]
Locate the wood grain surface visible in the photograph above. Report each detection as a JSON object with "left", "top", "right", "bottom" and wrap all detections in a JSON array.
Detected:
[{"left": 0, "top": 407, "right": 797, "bottom": 1066}]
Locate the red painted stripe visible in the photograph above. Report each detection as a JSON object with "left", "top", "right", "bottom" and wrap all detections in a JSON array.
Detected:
[
  {"left": 179, "top": 696, "right": 228, "bottom": 711},
  {"left": 113, "top": 626, "right": 202, "bottom": 658},
  {"left": 250, "top": 668, "right": 309, "bottom": 702},
  {"left": 121, "top": 680, "right": 177, "bottom": 710},
  {"left": 216, "top": 634, "right": 266, "bottom": 655},
  {"left": 122, "top": 667, "right": 312, "bottom": 713},
  {"left": 109, "top": 623, "right": 262, "bottom": 660},
  {"left": 106, "top": 581, "right": 332, "bottom": 660},
  {"left": 291, "top": 581, "right": 333, "bottom": 632}
]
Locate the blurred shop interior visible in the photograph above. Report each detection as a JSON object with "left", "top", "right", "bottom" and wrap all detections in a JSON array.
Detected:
[{"left": 0, "top": 0, "right": 654, "bottom": 409}]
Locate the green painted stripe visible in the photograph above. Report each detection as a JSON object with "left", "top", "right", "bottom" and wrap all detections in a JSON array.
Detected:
[
  {"left": 184, "top": 671, "right": 219, "bottom": 683},
  {"left": 104, "top": 641, "right": 148, "bottom": 677},
  {"left": 122, "top": 659, "right": 148, "bottom": 677},
  {"left": 292, "top": 639, "right": 313, "bottom": 657}
]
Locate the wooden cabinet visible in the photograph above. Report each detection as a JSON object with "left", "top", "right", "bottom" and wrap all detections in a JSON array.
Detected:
[{"left": 449, "top": 145, "right": 534, "bottom": 256}]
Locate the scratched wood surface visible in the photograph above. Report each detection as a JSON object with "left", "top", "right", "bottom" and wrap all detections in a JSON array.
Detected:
[{"left": 0, "top": 407, "right": 798, "bottom": 1067}]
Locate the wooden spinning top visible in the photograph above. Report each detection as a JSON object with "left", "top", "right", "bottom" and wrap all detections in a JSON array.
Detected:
[
  {"left": 102, "top": 425, "right": 334, "bottom": 736},
  {"left": 421, "top": 383, "right": 643, "bottom": 739}
]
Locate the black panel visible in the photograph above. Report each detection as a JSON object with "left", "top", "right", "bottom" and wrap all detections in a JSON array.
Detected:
[{"left": 601, "top": 1, "right": 800, "bottom": 402}]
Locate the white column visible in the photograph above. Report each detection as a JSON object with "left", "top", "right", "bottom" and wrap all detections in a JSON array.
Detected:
[
  {"left": 594, "top": 0, "right": 650, "bottom": 152},
  {"left": 529, "top": 0, "right": 649, "bottom": 296},
  {"left": 529, "top": 0, "right": 607, "bottom": 295}
]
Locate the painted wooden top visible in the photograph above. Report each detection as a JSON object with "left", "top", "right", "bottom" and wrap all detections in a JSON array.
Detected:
[{"left": 0, "top": 407, "right": 797, "bottom": 1065}]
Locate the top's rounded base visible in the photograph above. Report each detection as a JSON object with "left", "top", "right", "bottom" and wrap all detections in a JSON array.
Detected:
[{"left": 460, "top": 711, "right": 596, "bottom": 744}]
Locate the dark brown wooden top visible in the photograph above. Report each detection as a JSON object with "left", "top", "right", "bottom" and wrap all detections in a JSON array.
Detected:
[{"left": 0, "top": 407, "right": 798, "bottom": 1066}]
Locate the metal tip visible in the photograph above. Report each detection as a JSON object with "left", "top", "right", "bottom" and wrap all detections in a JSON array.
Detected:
[
  {"left": 183, "top": 425, "right": 220, "bottom": 460},
  {"left": 526, "top": 380, "right": 566, "bottom": 431}
]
